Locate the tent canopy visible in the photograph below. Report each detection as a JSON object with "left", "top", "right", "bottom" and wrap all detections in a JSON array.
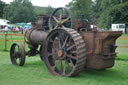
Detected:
[
  {"left": 0, "top": 19, "right": 8, "bottom": 26},
  {"left": 16, "top": 22, "right": 27, "bottom": 26}
]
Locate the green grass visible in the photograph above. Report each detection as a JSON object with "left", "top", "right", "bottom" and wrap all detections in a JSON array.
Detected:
[
  {"left": 116, "top": 35, "right": 128, "bottom": 60},
  {"left": 0, "top": 33, "right": 128, "bottom": 85},
  {"left": 0, "top": 51, "right": 128, "bottom": 85}
]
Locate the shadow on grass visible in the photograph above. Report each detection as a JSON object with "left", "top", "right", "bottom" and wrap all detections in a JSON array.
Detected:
[
  {"left": 22, "top": 60, "right": 125, "bottom": 80},
  {"left": 0, "top": 49, "right": 9, "bottom": 52},
  {"left": 24, "top": 60, "right": 44, "bottom": 67},
  {"left": 76, "top": 68, "right": 126, "bottom": 81},
  {"left": 116, "top": 58, "right": 128, "bottom": 61}
]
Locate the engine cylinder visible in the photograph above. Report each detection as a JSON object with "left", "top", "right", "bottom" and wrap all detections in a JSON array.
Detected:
[{"left": 25, "top": 29, "right": 48, "bottom": 45}]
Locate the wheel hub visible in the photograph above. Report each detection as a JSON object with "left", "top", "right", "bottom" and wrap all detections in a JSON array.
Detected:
[
  {"left": 57, "top": 49, "right": 67, "bottom": 59},
  {"left": 58, "top": 49, "right": 64, "bottom": 57}
]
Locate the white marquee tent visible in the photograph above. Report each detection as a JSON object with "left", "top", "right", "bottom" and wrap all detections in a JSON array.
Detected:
[{"left": 0, "top": 19, "right": 8, "bottom": 26}]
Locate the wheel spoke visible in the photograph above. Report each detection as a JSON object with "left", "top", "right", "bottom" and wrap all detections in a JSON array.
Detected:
[
  {"left": 60, "top": 59, "right": 63, "bottom": 72},
  {"left": 67, "top": 55, "right": 77, "bottom": 60},
  {"left": 53, "top": 60, "right": 61, "bottom": 70},
  {"left": 59, "top": 9, "right": 63, "bottom": 21},
  {"left": 67, "top": 44, "right": 76, "bottom": 51},
  {"left": 53, "top": 39, "right": 59, "bottom": 51},
  {"left": 62, "top": 60, "right": 66, "bottom": 75},
  {"left": 48, "top": 53, "right": 56, "bottom": 57},
  {"left": 69, "top": 59, "right": 74, "bottom": 67},
  {"left": 54, "top": 24, "right": 58, "bottom": 29},
  {"left": 14, "top": 52, "right": 19, "bottom": 59},
  {"left": 65, "top": 59, "right": 72, "bottom": 72},
  {"left": 48, "top": 38, "right": 54, "bottom": 42},
  {"left": 52, "top": 16, "right": 59, "bottom": 23},
  {"left": 58, "top": 38, "right": 62, "bottom": 48},
  {"left": 58, "top": 31, "right": 64, "bottom": 43},
  {"left": 62, "top": 35, "right": 69, "bottom": 48},
  {"left": 12, "top": 52, "right": 16, "bottom": 58},
  {"left": 66, "top": 37, "right": 72, "bottom": 47},
  {"left": 70, "top": 51, "right": 77, "bottom": 54},
  {"left": 48, "top": 53, "right": 57, "bottom": 61},
  {"left": 62, "top": 17, "right": 70, "bottom": 24}
]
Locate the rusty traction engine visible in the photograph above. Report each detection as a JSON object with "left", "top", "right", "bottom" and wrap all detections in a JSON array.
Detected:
[{"left": 10, "top": 8, "right": 122, "bottom": 77}]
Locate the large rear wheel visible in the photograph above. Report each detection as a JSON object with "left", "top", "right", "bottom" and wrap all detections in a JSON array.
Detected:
[{"left": 44, "top": 28, "right": 87, "bottom": 77}]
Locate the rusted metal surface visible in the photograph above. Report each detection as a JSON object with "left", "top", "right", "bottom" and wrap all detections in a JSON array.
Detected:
[
  {"left": 25, "top": 29, "right": 48, "bottom": 45},
  {"left": 80, "top": 31, "right": 122, "bottom": 70},
  {"left": 24, "top": 15, "right": 49, "bottom": 45},
  {"left": 73, "top": 19, "right": 90, "bottom": 31},
  {"left": 31, "top": 15, "right": 49, "bottom": 30}
]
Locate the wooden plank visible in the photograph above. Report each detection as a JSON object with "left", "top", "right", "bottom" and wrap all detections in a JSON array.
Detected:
[
  {"left": 0, "top": 34, "right": 24, "bottom": 36},
  {"left": 7, "top": 40, "right": 24, "bottom": 42},
  {"left": 7, "top": 34, "right": 24, "bottom": 36},
  {"left": 4, "top": 34, "right": 7, "bottom": 50},
  {"left": 0, "top": 34, "right": 25, "bottom": 50},
  {"left": 0, "top": 39, "right": 4, "bottom": 41},
  {"left": 118, "top": 38, "right": 128, "bottom": 40},
  {"left": 118, "top": 46, "right": 128, "bottom": 48},
  {"left": 0, "top": 30, "right": 23, "bottom": 32}
]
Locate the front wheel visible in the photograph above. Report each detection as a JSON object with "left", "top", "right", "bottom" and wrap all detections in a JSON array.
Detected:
[{"left": 10, "top": 43, "right": 26, "bottom": 66}]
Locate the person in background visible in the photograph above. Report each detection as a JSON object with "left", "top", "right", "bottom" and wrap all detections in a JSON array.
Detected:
[
  {"left": 24, "top": 27, "right": 27, "bottom": 33},
  {"left": 4, "top": 26, "right": 8, "bottom": 35},
  {"left": 13, "top": 26, "right": 16, "bottom": 34},
  {"left": 2, "top": 26, "right": 5, "bottom": 35},
  {"left": 20, "top": 26, "right": 23, "bottom": 34},
  {"left": 16, "top": 26, "right": 19, "bottom": 34}
]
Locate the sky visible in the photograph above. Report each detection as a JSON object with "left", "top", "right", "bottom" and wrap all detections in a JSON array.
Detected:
[{"left": 1, "top": 0, "right": 72, "bottom": 8}]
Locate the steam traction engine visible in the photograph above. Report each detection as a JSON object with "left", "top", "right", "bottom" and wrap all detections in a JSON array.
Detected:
[{"left": 10, "top": 8, "right": 122, "bottom": 77}]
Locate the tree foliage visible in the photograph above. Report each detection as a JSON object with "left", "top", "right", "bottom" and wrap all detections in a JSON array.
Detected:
[
  {"left": 0, "top": 0, "right": 6, "bottom": 18},
  {"left": 34, "top": 5, "right": 54, "bottom": 16},
  {"left": 66, "top": 0, "right": 92, "bottom": 20},
  {"left": 67, "top": 0, "right": 128, "bottom": 29},
  {"left": 3, "top": 0, "right": 36, "bottom": 23},
  {"left": 92, "top": 0, "right": 128, "bottom": 28}
]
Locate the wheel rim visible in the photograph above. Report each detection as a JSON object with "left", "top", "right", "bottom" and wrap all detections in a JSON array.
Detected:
[
  {"left": 44, "top": 28, "right": 87, "bottom": 76},
  {"left": 49, "top": 7, "right": 73, "bottom": 30},
  {"left": 10, "top": 43, "right": 25, "bottom": 66}
]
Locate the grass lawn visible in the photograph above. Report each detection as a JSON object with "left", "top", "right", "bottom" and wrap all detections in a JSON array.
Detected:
[
  {"left": 116, "top": 34, "right": 128, "bottom": 60},
  {"left": 0, "top": 33, "right": 128, "bottom": 85},
  {"left": 0, "top": 51, "right": 128, "bottom": 85}
]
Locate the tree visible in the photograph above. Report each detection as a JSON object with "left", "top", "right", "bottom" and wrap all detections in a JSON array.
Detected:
[
  {"left": 92, "top": 0, "right": 128, "bottom": 29},
  {"left": 3, "top": 0, "right": 36, "bottom": 23},
  {"left": 66, "top": 0, "right": 92, "bottom": 20},
  {"left": 67, "top": 0, "right": 128, "bottom": 29},
  {"left": 0, "top": 0, "right": 6, "bottom": 18},
  {"left": 46, "top": 5, "right": 54, "bottom": 16},
  {"left": 110, "top": 2, "right": 128, "bottom": 24}
]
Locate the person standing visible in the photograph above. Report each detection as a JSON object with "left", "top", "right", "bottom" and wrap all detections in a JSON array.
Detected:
[
  {"left": 4, "top": 26, "right": 8, "bottom": 35},
  {"left": 16, "top": 26, "right": 19, "bottom": 34}
]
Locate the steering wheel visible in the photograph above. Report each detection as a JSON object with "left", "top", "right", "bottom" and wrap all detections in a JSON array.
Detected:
[{"left": 49, "top": 7, "right": 73, "bottom": 30}]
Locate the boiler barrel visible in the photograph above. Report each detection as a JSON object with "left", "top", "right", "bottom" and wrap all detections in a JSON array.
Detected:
[{"left": 25, "top": 29, "right": 48, "bottom": 45}]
